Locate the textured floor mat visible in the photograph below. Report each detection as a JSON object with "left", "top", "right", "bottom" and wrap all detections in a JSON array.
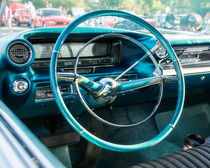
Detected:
[
  {"left": 155, "top": 103, "right": 210, "bottom": 145},
  {"left": 94, "top": 103, "right": 183, "bottom": 168}
]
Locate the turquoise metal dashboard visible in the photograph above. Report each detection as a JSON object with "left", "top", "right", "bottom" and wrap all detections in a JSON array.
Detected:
[{"left": 1, "top": 27, "right": 210, "bottom": 119}]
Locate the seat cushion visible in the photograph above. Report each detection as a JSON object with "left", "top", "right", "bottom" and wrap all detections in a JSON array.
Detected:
[{"left": 130, "top": 143, "right": 210, "bottom": 168}]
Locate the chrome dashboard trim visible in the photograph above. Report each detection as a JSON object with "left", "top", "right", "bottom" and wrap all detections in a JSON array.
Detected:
[{"left": 163, "top": 66, "right": 210, "bottom": 76}]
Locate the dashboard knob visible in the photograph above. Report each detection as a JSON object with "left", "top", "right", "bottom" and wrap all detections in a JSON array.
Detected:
[{"left": 13, "top": 79, "right": 29, "bottom": 94}]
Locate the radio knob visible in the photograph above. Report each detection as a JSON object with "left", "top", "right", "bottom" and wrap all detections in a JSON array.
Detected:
[{"left": 13, "top": 79, "right": 29, "bottom": 94}]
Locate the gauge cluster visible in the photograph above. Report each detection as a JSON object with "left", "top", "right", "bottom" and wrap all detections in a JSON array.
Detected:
[
  {"left": 31, "top": 40, "right": 120, "bottom": 72},
  {"left": 33, "top": 42, "right": 110, "bottom": 59}
]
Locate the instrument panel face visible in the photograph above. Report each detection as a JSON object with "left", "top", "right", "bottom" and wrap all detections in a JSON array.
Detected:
[
  {"left": 31, "top": 40, "right": 120, "bottom": 72},
  {"left": 33, "top": 42, "right": 110, "bottom": 59}
]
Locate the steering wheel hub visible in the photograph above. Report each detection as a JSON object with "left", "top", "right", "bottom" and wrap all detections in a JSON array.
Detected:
[{"left": 92, "top": 78, "right": 118, "bottom": 104}]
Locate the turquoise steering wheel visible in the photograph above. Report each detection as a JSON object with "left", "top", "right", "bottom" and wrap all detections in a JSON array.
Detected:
[{"left": 50, "top": 10, "right": 185, "bottom": 152}]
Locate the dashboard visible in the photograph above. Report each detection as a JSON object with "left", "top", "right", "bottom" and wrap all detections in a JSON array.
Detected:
[
  {"left": 30, "top": 41, "right": 210, "bottom": 76},
  {"left": 8, "top": 34, "right": 210, "bottom": 75},
  {"left": 2, "top": 27, "right": 210, "bottom": 119}
]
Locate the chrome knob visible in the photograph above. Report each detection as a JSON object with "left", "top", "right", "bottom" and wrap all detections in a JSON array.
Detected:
[{"left": 13, "top": 79, "right": 29, "bottom": 94}]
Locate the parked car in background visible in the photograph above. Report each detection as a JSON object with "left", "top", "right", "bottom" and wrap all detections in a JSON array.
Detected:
[
  {"left": 114, "top": 19, "right": 143, "bottom": 30},
  {"left": 12, "top": 9, "right": 30, "bottom": 26},
  {"left": 31, "top": 8, "right": 72, "bottom": 28},
  {"left": 180, "top": 13, "right": 202, "bottom": 31}
]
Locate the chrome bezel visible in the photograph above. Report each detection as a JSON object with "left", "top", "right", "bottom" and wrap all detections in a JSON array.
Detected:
[
  {"left": 155, "top": 40, "right": 169, "bottom": 59},
  {"left": 12, "top": 79, "right": 29, "bottom": 94},
  {"left": 7, "top": 41, "right": 33, "bottom": 66}
]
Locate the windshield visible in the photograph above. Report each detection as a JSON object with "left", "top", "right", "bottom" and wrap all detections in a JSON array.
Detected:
[
  {"left": 1, "top": 0, "right": 210, "bottom": 36},
  {"left": 43, "top": 10, "right": 64, "bottom": 16}
]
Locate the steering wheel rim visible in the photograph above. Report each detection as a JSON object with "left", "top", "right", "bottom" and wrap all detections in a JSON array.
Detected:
[{"left": 50, "top": 10, "right": 185, "bottom": 151}]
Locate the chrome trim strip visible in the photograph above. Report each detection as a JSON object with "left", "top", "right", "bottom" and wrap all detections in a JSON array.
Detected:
[{"left": 163, "top": 66, "right": 210, "bottom": 76}]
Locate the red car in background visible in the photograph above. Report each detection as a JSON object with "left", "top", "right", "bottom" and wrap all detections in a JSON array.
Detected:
[
  {"left": 31, "top": 8, "right": 72, "bottom": 28},
  {"left": 12, "top": 9, "right": 30, "bottom": 26}
]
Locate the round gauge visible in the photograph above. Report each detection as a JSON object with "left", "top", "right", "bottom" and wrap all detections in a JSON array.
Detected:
[{"left": 8, "top": 42, "right": 32, "bottom": 65}]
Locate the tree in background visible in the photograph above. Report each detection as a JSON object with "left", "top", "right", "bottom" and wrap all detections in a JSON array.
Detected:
[
  {"left": 18, "top": 0, "right": 210, "bottom": 16},
  {"left": 22, "top": 0, "right": 45, "bottom": 9}
]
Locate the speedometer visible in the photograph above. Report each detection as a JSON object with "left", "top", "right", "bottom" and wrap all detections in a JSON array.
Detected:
[{"left": 8, "top": 42, "right": 32, "bottom": 65}]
